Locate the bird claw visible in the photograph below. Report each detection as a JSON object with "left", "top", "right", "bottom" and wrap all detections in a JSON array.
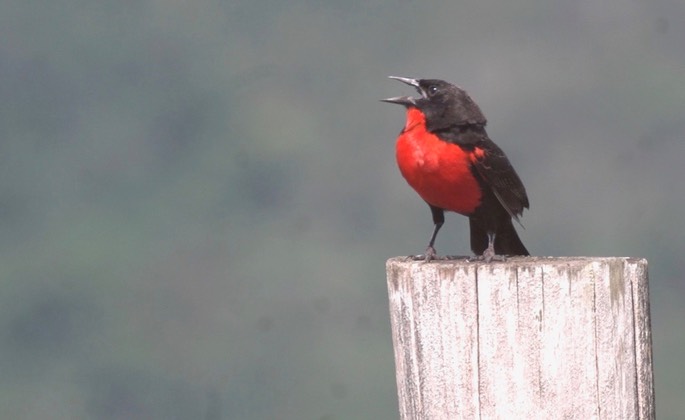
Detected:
[
  {"left": 483, "top": 247, "right": 496, "bottom": 263},
  {"left": 467, "top": 249, "right": 506, "bottom": 263},
  {"left": 409, "top": 246, "right": 439, "bottom": 262}
]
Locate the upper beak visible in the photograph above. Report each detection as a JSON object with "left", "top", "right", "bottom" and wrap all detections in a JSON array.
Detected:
[
  {"left": 381, "top": 76, "right": 421, "bottom": 106},
  {"left": 387, "top": 76, "right": 420, "bottom": 88}
]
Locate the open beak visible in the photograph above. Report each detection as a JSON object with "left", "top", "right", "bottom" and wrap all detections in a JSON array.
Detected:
[{"left": 381, "top": 76, "right": 422, "bottom": 106}]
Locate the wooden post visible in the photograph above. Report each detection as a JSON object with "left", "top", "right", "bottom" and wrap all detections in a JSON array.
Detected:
[{"left": 386, "top": 257, "right": 654, "bottom": 419}]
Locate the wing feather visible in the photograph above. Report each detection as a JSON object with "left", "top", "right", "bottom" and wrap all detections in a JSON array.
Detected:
[{"left": 470, "top": 138, "right": 529, "bottom": 224}]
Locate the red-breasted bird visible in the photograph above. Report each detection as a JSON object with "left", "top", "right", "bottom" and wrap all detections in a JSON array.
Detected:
[{"left": 382, "top": 76, "right": 529, "bottom": 261}]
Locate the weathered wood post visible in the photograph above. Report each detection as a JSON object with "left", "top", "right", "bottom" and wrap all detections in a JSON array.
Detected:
[{"left": 386, "top": 257, "right": 654, "bottom": 419}]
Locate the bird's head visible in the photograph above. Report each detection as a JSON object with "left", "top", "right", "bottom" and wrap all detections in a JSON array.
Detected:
[{"left": 382, "top": 76, "right": 487, "bottom": 129}]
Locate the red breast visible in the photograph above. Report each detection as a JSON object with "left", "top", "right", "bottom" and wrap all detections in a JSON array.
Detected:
[{"left": 395, "top": 108, "right": 482, "bottom": 215}]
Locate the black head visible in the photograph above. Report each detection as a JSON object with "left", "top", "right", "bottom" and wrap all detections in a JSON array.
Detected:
[{"left": 382, "top": 76, "right": 487, "bottom": 131}]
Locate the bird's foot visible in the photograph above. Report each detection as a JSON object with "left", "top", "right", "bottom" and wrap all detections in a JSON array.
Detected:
[
  {"left": 483, "top": 246, "right": 496, "bottom": 263},
  {"left": 409, "top": 246, "right": 439, "bottom": 262},
  {"left": 467, "top": 249, "right": 506, "bottom": 263},
  {"left": 472, "top": 233, "right": 506, "bottom": 262}
]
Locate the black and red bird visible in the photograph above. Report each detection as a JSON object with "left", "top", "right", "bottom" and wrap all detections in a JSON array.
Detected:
[{"left": 382, "top": 76, "right": 529, "bottom": 261}]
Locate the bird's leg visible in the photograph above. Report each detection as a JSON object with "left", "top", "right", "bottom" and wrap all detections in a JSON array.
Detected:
[
  {"left": 424, "top": 206, "right": 445, "bottom": 261},
  {"left": 481, "top": 232, "right": 506, "bottom": 263},
  {"left": 411, "top": 206, "right": 444, "bottom": 261},
  {"left": 423, "top": 220, "right": 443, "bottom": 261}
]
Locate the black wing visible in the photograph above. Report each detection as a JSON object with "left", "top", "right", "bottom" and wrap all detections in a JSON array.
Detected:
[{"left": 470, "top": 136, "right": 529, "bottom": 222}]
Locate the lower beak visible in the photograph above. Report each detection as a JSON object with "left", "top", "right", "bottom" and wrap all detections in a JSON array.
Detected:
[{"left": 380, "top": 96, "right": 416, "bottom": 107}]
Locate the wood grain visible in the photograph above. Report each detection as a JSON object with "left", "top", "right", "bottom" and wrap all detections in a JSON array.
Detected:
[{"left": 386, "top": 257, "right": 654, "bottom": 420}]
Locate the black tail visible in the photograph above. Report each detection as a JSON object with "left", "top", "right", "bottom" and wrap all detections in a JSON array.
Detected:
[{"left": 469, "top": 216, "right": 529, "bottom": 257}]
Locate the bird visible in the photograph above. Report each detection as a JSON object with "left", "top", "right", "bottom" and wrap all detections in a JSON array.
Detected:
[{"left": 382, "top": 76, "right": 529, "bottom": 261}]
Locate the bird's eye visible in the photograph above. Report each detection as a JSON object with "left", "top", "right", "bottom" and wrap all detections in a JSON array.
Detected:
[{"left": 428, "top": 85, "right": 438, "bottom": 95}]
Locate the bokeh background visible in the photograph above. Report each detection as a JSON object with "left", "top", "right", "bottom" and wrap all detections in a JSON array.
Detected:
[{"left": 1, "top": 0, "right": 684, "bottom": 418}]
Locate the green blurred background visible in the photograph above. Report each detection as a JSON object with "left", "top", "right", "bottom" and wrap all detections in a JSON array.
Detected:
[{"left": 1, "top": 0, "right": 684, "bottom": 418}]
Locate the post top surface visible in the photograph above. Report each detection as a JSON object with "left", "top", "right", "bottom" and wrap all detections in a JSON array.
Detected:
[{"left": 386, "top": 256, "right": 648, "bottom": 269}]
